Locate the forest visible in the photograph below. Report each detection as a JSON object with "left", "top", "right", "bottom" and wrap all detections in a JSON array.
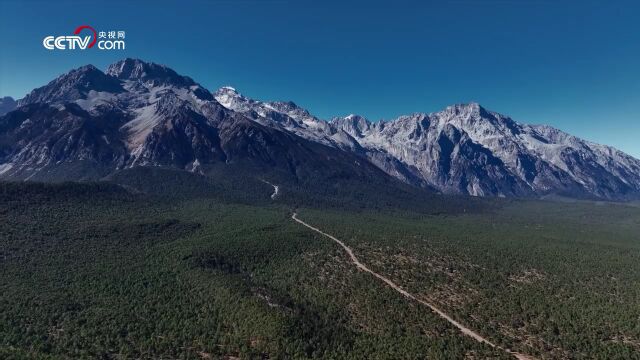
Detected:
[{"left": 1, "top": 180, "right": 639, "bottom": 359}]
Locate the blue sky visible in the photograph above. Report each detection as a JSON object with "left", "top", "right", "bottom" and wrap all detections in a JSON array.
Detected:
[{"left": 1, "top": 0, "right": 639, "bottom": 157}]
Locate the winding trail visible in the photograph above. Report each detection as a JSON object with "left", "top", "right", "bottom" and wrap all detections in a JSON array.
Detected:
[
  {"left": 291, "top": 212, "right": 535, "bottom": 360},
  {"left": 261, "top": 180, "right": 279, "bottom": 199}
]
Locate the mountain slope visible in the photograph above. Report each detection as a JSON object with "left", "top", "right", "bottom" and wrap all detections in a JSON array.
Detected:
[
  {"left": 1, "top": 58, "right": 639, "bottom": 200},
  {"left": 331, "top": 104, "right": 640, "bottom": 199},
  {"left": 0, "top": 59, "right": 406, "bottom": 198},
  {"left": 216, "top": 88, "right": 640, "bottom": 200}
]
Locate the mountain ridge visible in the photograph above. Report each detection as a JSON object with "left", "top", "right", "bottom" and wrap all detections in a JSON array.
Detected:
[
  {"left": 1, "top": 58, "right": 639, "bottom": 200},
  {"left": 216, "top": 86, "right": 640, "bottom": 200},
  {"left": 0, "top": 59, "right": 407, "bottom": 202}
]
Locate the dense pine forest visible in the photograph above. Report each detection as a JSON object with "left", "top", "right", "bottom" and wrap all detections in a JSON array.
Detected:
[{"left": 1, "top": 180, "right": 639, "bottom": 359}]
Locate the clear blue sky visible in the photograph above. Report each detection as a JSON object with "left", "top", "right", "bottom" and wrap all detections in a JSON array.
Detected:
[{"left": 1, "top": 0, "right": 639, "bottom": 157}]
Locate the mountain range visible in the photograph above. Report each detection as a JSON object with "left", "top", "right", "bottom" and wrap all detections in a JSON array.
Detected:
[{"left": 1, "top": 58, "right": 639, "bottom": 201}]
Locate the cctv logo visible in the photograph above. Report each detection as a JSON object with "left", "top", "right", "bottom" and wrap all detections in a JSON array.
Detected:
[
  {"left": 43, "top": 25, "right": 126, "bottom": 50},
  {"left": 43, "top": 25, "right": 98, "bottom": 50}
]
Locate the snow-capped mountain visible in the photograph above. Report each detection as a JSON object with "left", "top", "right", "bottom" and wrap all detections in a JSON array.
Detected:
[
  {"left": 214, "top": 88, "right": 429, "bottom": 187},
  {"left": 214, "top": 86, "right": 362, "bottom": 151},
  {"left": 332, "top": 105, "right": 640, "bottom": 199},
  {"left": 216, "top": 88, "right": 640, "bottom": 200},
  {"left": 1, "top": 58, "right": 639, "bottom": 200},
  {"left": 0, "top": 59, "right": 394, "bottom": 188},
  {"left": 332, "top": 103, "right": 640, "bottom": 199}
]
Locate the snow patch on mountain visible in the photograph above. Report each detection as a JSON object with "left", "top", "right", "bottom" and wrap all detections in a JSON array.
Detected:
[
  {"left": 215, "top": 87, "right": 640, "bottom": 199},
  {"left": 214, "top": 87, "right": 362, "bottom": 151},
  {"left": 0, "top": 163, "right": 13, "bottom": 175},
  {"left": 2, "top": 58, "right": 638, "bottom": 200}
]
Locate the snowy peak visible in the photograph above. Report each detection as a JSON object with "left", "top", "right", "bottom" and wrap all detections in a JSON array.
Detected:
[
  {"left": 331, "top": 114, "right": 372, "bottom": 137},
  {"left": 213, "top": 87, "right": 363, "bottom": 150},
  {"left": 106, "top": 58, "right": 187, "bottom": 83},
  {"left": 338, "top": 114, "right": 371, "bottom": 124},
  {"left": 437, "top": 102, "right": 505, "bottom": 128},
  {"left": 214, "top": 86, "right": 315, "bottom": 125},
  {"left": 214, "top": 86, "right": 252, "bottom": 111},
  {"left": 106, "top": 58, "right": 149, "bottom": 79},
  {"left": 2, "top": 59, "right": 639, "bottom": 200},
  {"left": 443, "top": 102, "right": 483, "bottom": 115},
  {"left": 210, "top": 85, "right": 640, "bottom": 200},
  {"left": 106, "top": 59, "right": 209, "bottom": 97}
]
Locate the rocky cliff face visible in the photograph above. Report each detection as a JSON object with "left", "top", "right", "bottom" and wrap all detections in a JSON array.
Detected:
[
  {"left": 0, "top": 59, "right": 393, "bottom": 187},
  {"left": 330, "top": 104, "right": 640, "bottom": 199},
  {"left": 217, "top": 88, "right": 640, "bottom": 200},
  {"left": 2, "top": 58, "right": 639, "bottom": 200}
]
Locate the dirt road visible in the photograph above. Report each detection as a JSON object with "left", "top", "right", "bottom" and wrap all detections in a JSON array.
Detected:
[{"left": 291, "top": 212, "right": 535, "bottom": 360}]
